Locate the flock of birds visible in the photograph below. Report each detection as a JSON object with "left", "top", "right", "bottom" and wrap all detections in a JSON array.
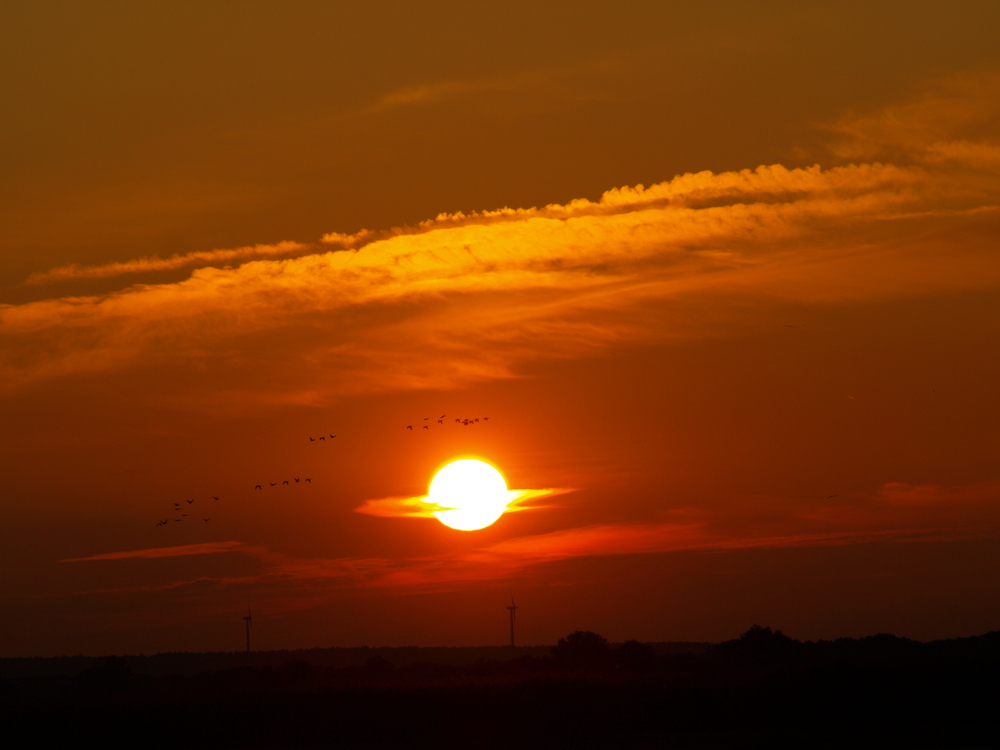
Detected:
[
  {"left": 153, "top": 414, "right": 495, "bottom": 528},
  {"left": 155, "top": 496, "right": 219, "bottom": 527},
  {"left": 405, "top": 414, "right": 489, "bottom": 430},
  {"left": 254, "top": 478, "right": 312, "bottom": 489}
]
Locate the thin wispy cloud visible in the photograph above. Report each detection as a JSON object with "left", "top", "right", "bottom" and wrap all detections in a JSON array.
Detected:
[
  {"left": 368, "top": 59, "right": 620, "bottom": 114},
  {"left": 26, "top": 242, "right": 313, "bottom": 285},
  {"left": 60, "top": 516, "right": 988, "bottom": 602},
  {"left": 61, "top": 541, "right": 245, "bottom": 563},
  {"left": 354, "top": 487, "right": 572, "bottom": 519}
]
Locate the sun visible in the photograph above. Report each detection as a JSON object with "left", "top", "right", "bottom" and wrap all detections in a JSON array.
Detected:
[{"left": 428, "top": 459, "right": 515, "bottom": 531}]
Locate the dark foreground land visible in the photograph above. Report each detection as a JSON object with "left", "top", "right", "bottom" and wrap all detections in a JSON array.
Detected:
[{"left": 2, "top": 627, "right": 998, "bottom": 749}]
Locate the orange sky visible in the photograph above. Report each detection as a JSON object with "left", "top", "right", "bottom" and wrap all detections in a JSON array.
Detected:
[{"left": 2, "top": 2, "right": 1000, "bottom": 657}]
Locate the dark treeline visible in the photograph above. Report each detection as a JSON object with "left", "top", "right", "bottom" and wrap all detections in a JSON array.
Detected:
[
  {"left": 1, "top": 627, "right": 997, "bottom": 748},
  {"left": 0, "top": 641, "right": 711, "bottom": 679}
]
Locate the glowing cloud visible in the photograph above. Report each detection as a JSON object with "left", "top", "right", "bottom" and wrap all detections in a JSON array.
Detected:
[
  {"left": 355, "top": 486, "right": 571, "bottom": 523},
  {"left": 2, "top": 71, "right": 999, "bottom": 409}
]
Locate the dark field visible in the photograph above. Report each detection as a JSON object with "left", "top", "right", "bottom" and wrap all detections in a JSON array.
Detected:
[{"left": 2, "top": 628, "right": 997, "bottom": 749}]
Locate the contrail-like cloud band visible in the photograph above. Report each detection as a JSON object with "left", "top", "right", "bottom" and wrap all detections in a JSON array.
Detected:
[{"left": 61, "top": 541, "right": 244, "bottom": 562}]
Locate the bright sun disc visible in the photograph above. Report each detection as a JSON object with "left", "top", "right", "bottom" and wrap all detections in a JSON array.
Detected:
[{"left": 428, "top": 459, "right": 512, "bottom": 531}]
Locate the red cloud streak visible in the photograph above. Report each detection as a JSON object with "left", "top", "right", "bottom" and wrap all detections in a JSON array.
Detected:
[{"left": 61, "top": 541, "right": 244, "bottom": 562}]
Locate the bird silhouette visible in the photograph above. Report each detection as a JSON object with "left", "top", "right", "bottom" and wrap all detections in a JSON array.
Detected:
[
  {"left": 440, "top": 414, "right": 446, "bottom": 419},
  {"left": 330, "top": 434, "right": 336, "bottom": 438},
  {"left": 294, "top": 478, "right": 300, "bottom": 483},
  {"left": 269, "top": 482, "right": 277, "bottom": 487},
  {"left": 423, "top": 417, "right": 429, "bottom": 420},
  {"left": 255, "top": 485, "right": 262, "bottom": 490},
  {"left": 319, "top": 436, "right": 326, "bottom": 441},
  {"left": 483, "top": 416, "right": 489, "bottom": 421},
  {"left": 175, "top": 519, "right": 182, "bottom": 522},
  {"left": 437, "top": 420, "right": 443, "bottom": 424},
  {"left": 186, "top": 499, "right": 194, "bottom": 504},
  {"left": 213, "top": 496, "right": 219, "bottom": 501},
  {"left": 474, "top": 418, "right": 479, "bottom": 423},
  {"left": 305, "top": 478, "right": 312, "bottom": 483},
  {"left": 182, "top": 514, "right": 189, "bottom": 517},
  {"left": 407, "top": 425, "right": 412, "bottom": 430},
  {"left": 455, "top": 418, "right": 460, "bottom": 423},
  {"left": 283, "top": 480, "right": 289, "bottom": 485},
  {"left": 309, "top": 437, "right": 316, "bottom": 442},
  {"left": 203, "top": 518, "right": 211, "bottom": 522},
  {"left": 173, "top": 502, "right": 180, "bottom": 507},
  {"left": 423, "top": 425, "right": 429, "bottom": 430}
]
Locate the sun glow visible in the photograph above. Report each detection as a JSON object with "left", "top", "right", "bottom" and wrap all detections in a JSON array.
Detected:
[{"left": 428, "top": 459, "right": 516, "bottom": 531}]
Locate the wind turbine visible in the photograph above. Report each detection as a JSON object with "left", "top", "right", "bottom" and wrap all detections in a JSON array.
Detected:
[
  {"left": 507, "top": 591, "right": 518, "bottom": 648},
  {"left": 243, "top": 604, "right": 253, "bottom": 653}
]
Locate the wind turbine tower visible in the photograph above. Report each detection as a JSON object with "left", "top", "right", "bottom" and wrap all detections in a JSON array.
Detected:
[
  {"left": 243, "top": 604, "right": 253, "bottom": 653},
  {"left": 507, "top": 594, "right": 518, "bottom": 647}
]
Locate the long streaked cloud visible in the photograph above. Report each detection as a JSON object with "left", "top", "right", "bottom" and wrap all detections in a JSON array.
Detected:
[
  {"left": 52, "top": 477, "right": 1000, "bottom": 607},
  {"left": 366, "top": 58, "right": 620, "bottom": 114},
  {"left": 26, "top": 241, "right": 313, "bottom": 285},
  {"left": 62, "top": 516, "right": 988, "bottom": 602},
  {"left": 354, "top": 487, "right": 572, "bottom": 519},
  {"left": 276, "top": 520, "right": 983, "bottom": 592},
  {"left": 2, "top": 71, "right": 999, "bottom": 403},
  {"left": 60, "top": 541, "right": 244, "bottom": 562}
]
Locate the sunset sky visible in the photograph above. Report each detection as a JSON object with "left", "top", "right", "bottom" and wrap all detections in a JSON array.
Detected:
[{"left": 2, "top": 1, "right": 1000, "bottom": 657}]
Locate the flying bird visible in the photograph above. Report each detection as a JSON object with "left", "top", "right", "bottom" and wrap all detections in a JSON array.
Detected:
[
  {"left": 255, "top": 485, "right": 262, "bottom": 490},
  {"left": 330, "top": 435, "right": 336, "bottom": 438},
  {"left": 455, "top": 418, "right": 460, "bottom": 423},
  {"left": 437, "top": 420, "right": 443, "bottom": 424},
  {"left": 319, "top": 436, "right": 325, "bottom": 441},
  {"left": 187, "top": 499, "right": 194, "bottom": 504},
  {"left": 423, "top": 425, "right": 429, "bottom": 430},
  {"left": 203, "top": 518, "right": 211, "bottom": 522},
  {"left": 483, "top": 417, "right": 489, "bottom": 421},
  {"left": 294, "top": 478, "right": 300, "bottom": 483},
  {"left": 175, "top": 519, "right": 182, "bottom": 522},
  {"left": 213, "top": 496, "right": 219, "bottom": 501},
  {"left": 407, "top": 425, "right": 413, "bottom": 430},
  {"left": 182, "top": 514, "right": 189, "bottom": 517},
  {"left": 440, "top": 414, "right": 446, "bottom": 418},
  {"left": 309, "top": 437, "right": 315, "bottom": 442},
  {"left": 423, "top": 417, "right": 429, "bottom": 420},
  {"left": 305, "top": 478, "right": 312, "bottom": 483},
  {"left": 283, "top": 480, "right": 289, "bottom": 485},
  {"left": 269, "top": 483, "right": 277, "bottom": 487}
]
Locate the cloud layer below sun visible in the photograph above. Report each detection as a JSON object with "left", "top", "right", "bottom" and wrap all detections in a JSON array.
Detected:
[
  {"left": 61, "top": 479, "right": 1000, "bottom": 605},
  {"left": 2, "top": 71, "right": 999, "bottom": 408}
]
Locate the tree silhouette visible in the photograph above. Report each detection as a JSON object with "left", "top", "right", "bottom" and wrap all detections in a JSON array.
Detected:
[
  {"left": 73, "top": 655, "right": 132, "bottom": 692},
  {"left": 714, "top": 624, "right": 800, "bottom": 663},
  {"left": 616, "top": 639, "right": 655, "bottom": 671},
  {"left": 551, "top": 630, "right": 611, "bottom": 669}
]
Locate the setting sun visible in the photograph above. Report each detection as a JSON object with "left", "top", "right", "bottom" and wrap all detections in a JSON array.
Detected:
[{"left": 428, "top": 459, "right": 514, "bottom": 531}]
